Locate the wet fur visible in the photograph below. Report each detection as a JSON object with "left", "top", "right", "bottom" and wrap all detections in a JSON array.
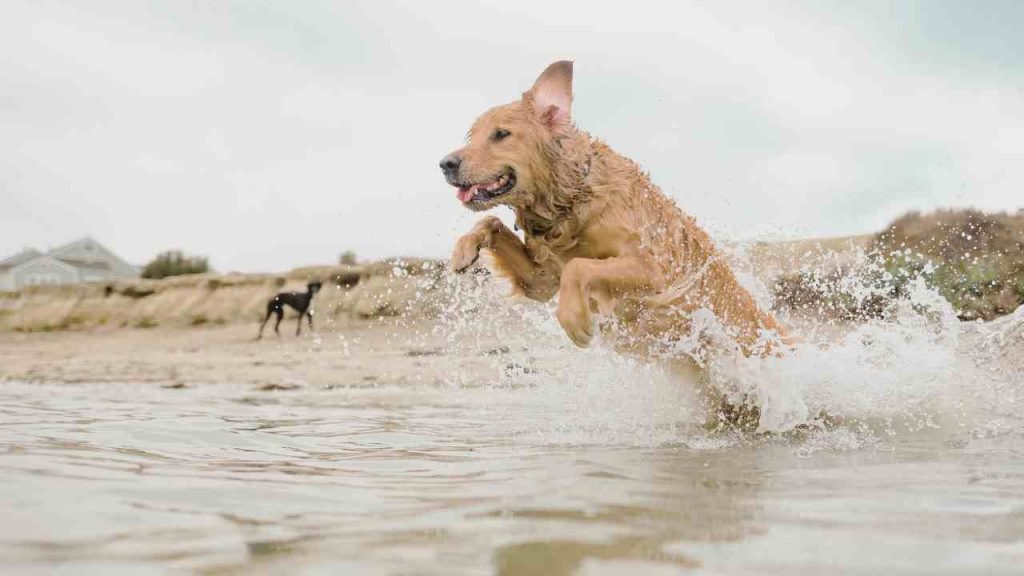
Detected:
[{"left": 445, "top": 62, "right": 792, "bottom": 385}]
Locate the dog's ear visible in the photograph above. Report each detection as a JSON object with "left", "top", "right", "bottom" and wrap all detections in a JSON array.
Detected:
[{"left": 524, "top": 60, "right": 573, "bottom": 129}]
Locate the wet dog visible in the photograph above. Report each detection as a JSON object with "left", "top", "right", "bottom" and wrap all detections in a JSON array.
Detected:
[
  {"left": 258, "top": 281, "right": 322, "bottom": 339},
  {"left": 441, "top": 61, "right": 792, "bottom": 399}
]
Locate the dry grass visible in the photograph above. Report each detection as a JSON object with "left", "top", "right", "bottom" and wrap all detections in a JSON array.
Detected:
[
  {"left": 5, "top": 210, "right": 1020, "bottom": 335},
  {"left": 0, "top": 260, "right": 449, "bottom": 333}
]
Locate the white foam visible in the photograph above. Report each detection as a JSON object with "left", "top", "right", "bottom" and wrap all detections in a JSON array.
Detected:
[{"left": 435, "top": 253, "right": 1023, "bottom": 450}]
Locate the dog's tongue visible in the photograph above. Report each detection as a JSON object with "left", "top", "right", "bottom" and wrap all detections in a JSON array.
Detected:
[{"left": 456, "top": 185, "right": 479, "bottom": 203}]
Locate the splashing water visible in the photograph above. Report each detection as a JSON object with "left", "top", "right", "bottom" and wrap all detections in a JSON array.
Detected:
[{"left": 436, "top": 247, "right": 1024, "bottom": 451}]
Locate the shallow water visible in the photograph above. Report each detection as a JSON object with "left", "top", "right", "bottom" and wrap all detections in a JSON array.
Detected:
[
  {"left": 3, "top": 275, "right": 1024, "bottom": 574},
  {"left": 2, "top": 374, "right": 1024, "bottom": 575}
]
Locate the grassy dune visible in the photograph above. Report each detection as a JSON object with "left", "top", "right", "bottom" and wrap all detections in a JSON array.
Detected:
[
  {"left": 741, "top": 234, "right": 873, "bottom": 282},
  {"left": 0, "top": 259, "right": 447, "bottom": 333},
  {"left": 873, "top": 209, "right": 1024, "bottom": 320},
  {"left": 773, "top": 209, "right": 1024, "bottom": 321},
  {"left": 3, "top": 209, "right": 1021, "bottom": 333}
]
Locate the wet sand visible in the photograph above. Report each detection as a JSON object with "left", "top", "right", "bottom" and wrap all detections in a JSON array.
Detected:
[
  {"left": 1, "top": 313, "right": 1023, "bottom": 575},
  {"left": 0, "top": 320, "right": 479, "bottom": 390}
]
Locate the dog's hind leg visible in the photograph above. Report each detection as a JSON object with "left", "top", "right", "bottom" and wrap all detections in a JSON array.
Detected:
[
  {"left": 258, "top": 308, "right": 274, "bottom": 340},
  {"left": 273, "top": 309, "right": 284, "bottom": 336},
  {"left": 556, "top": 256, "right": 660, "bottom": 348}
]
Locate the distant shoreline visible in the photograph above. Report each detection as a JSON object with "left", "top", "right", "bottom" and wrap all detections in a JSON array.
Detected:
[
  {"left": 0, "top": 258, "right": 445, "bottom": 334},
  {"left": 3, "top": 206, "right": 1023, "bottom": 333},
  {"left": 0, "top": 234, "right": 868, "bottom": 334}
]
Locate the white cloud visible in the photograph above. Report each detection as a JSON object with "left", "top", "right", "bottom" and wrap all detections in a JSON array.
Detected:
[{"left": 1, "top": 0, "right": 1022, "bottom": 271}]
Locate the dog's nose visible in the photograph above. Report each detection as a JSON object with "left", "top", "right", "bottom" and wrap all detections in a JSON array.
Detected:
[{"left": 439, "top": 154, "right": 461, "bottom": 177}]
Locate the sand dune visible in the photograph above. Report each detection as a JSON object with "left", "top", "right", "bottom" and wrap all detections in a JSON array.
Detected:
[
  {"left": 0, "top": 235, "right": 873, "bottom": 335},
  {"left": 0, "top": 259, "right": 446, "bottom": 333}
]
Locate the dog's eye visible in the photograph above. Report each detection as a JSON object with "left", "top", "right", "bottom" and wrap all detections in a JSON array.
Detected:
[{"left": 492, "top": 129, "right": 511, "bottom": 142}]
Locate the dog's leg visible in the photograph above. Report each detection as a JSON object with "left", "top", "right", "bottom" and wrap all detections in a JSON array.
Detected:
[
  {"left": 258, "top": 308, "right": 273, "bottom": 340},
  {"left": 307, "top": 310, "right": 314, "bottom": 333},
  {"left": 452, "top": 216, "right": 559, "bottom": 301},
  {"left": 451, "top": 216, "right": 512, "bottom": 272},
  {"left": 274, "top": 309, "right": 283, "bottom": 336},
  {"left": 296, "top": 310, "right": 303, "bottom": 336},
  {"left": 556, "top": 256, "right": 658, "bottom": 348}
]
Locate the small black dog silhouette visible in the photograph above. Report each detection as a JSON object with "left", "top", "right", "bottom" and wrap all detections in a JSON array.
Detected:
[{"left": 258, "top": 281, "right": 322, "bottom": 338}]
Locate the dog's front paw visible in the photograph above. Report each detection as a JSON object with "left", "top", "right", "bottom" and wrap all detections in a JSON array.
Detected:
[
  {"left": 557, "top": 290, "right": 594, "bottom": 348},
  {"left": 451, "top": 217, "right": 503, "bottom": 273},
  {"left": 451, "top": 234, "right": 482, "bottom": 273}
]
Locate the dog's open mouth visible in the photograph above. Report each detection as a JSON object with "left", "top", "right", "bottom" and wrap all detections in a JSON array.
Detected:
[{"left": 453, "top": 170, "right": 516, "bottom": 204}]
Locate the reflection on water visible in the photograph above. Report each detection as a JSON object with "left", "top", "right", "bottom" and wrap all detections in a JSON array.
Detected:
[{"left": 2, "top": 379, "right": 1023, "bottom": 575}]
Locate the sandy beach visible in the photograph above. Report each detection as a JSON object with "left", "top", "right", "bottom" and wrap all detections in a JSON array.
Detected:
[{"left": 0, "top": 320, "right": 462, "bottom": 389}]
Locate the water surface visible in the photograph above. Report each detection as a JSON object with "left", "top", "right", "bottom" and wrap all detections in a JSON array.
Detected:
[{"left": 2, "top": 377, "right": 1023, "bottom": 575}]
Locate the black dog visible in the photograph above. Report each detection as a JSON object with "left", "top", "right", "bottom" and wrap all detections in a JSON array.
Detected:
[{"left": 258, "top": 281, "right": 322, "bottom": 339}]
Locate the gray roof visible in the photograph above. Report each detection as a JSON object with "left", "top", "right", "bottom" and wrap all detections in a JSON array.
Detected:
[
  {"left": 58, "top": 259, "right": 113, "bottom": 272},
  {"left": 0, "top": 248, "right": 43, "bottom": 269},
  {"left": 1, "top": 237, "right": 139, "bottom": 274}
]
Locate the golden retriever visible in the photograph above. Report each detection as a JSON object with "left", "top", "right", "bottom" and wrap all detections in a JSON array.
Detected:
[{"left": 440, "top": 61, "right": 791, "bottom": 387}]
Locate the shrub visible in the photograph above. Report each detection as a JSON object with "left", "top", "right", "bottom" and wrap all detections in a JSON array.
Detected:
[
  {"left": 772, "top": 209, "right": 1024, "bottom": 322},
  {"left": 141, "top": 250, "right": 210, "bottom": 279},
  {"left": 339, "top": 250, "right": 358, "bottom": 266},
  {"left": 121, "top": 285, "right": 156, "bottom": 299},
  {"left": 134, "top": 317, "right": 159, "bottom": 329},
  {"left": 772, "top": 267, "right": 890, "bottom": 321},
  {"left": 871, "top": 209, "right": 1024, "bottom": 320}
]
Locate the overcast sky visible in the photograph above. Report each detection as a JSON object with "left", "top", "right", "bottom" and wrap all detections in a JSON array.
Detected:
[{"left": 2, "top": 1, "right": 1022, "bottom": 272}]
